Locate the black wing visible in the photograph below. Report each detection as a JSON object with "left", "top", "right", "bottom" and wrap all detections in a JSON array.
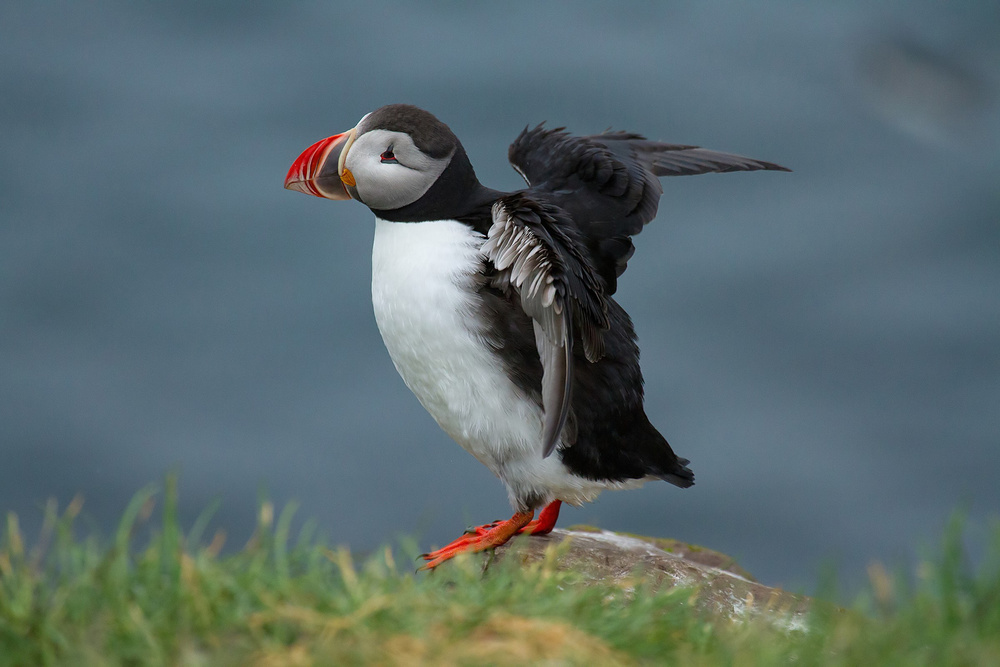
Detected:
[
  {"left": 508, "top": 125, "right": 790, "bottom": 292},
  {"left": 482, "top": 193, "right": 609, "bottom": 458}
]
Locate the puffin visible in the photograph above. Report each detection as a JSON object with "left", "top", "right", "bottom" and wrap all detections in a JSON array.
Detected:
[{"left": 284, "top": 104, "right": 788, "bottom": 568}]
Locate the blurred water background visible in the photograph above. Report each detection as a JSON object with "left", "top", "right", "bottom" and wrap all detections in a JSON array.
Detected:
[{"left": 2, "top": 2, "right": 998, "bottom": 591}]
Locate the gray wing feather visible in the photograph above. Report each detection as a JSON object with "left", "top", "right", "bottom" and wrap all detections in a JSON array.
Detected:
[
  {"left": 641, "top": 145, "right": 790, "bottom": 177},
  {"left": 533, "top": 321, "right": 573, "bottom": 458}
]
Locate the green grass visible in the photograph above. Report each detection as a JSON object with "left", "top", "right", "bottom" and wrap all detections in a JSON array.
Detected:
[{"left": 2, "top": 476, "right": 999, "bottom": 666}]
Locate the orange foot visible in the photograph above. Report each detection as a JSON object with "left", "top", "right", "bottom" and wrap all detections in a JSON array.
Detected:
[{"left": 419, "top": 500, "right": 562, "bottom": 570}]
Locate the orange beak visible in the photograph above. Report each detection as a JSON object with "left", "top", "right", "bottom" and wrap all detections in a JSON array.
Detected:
[{"left": 284, "top": 127, "right": 358, "bottom": 200}]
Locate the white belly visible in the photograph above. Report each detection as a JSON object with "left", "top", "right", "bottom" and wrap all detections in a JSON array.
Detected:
[{"left": 371, "top": 218, "right": 634, "bottom": 508}]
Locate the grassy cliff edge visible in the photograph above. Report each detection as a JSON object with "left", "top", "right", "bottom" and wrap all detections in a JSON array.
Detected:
[{"left": 1, "top": 478, "right": 998, "bottom": 665}]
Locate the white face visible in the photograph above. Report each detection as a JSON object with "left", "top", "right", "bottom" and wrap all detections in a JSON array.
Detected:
[{"left": 343, "top": 128, "right": 454, "bottom": 210}]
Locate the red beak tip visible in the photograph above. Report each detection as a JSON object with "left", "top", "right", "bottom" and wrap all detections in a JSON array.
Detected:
[{"left": 284, "top": 132, "right": 351, "bottom": 199}]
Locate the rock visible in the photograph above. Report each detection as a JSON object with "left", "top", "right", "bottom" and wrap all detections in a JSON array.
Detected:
[{"left": 489, "top": 527, "right": 811, "bottom": 630}]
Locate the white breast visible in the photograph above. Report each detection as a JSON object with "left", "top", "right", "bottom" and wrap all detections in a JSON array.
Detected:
[{"left": 370, "top": 218, "right": 635, "bottom": 508}]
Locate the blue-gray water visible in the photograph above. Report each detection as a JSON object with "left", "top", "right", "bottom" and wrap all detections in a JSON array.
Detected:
[{"left": 2, "top": 2, "right": 998, "bottom": 590}]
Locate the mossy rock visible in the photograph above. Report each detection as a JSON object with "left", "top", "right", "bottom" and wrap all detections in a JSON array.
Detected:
[{"left": 490, "top": 528, "right": 811, "bottom": 629}]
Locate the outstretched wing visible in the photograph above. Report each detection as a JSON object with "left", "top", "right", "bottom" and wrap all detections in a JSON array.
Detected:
[
  {"left": 508, "top": 125, "right": 789, "bottom": 292},
  {"left": 481, "top": 193, "right": 609, "bottom": 458}
]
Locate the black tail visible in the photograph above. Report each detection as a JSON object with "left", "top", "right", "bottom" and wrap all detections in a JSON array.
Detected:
[{"left": 660, "top": 456, "right": 694, "bottom": 489}]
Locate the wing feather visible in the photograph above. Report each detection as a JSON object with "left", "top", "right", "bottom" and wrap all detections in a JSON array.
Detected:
[
  {"left": 482, "top": 194, "right": 609, "bottom": 457},
  {"left": 507, "top": 124, "right": 789, "bottom": 292}
]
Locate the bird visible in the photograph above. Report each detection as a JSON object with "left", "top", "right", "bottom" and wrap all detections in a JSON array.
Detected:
[{"left": 284, "top": 104, "right": 788, "bottom": 569}]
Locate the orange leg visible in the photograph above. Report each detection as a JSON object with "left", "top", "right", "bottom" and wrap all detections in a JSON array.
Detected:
[
  {"left": 420, "top": 510, "right": 534, "bottom": 570},
  {"left": 517, "top": 500, "right": 562, "bottom": 536}
]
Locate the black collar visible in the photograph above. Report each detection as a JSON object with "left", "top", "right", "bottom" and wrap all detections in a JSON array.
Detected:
[{"left": 370, "top": 145, "right": 504, "bottom": 234}]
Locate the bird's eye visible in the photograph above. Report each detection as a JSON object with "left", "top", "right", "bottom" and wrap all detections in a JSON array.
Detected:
[{"left": 380, "top": 147, "right": 398, "bottom": 163}]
